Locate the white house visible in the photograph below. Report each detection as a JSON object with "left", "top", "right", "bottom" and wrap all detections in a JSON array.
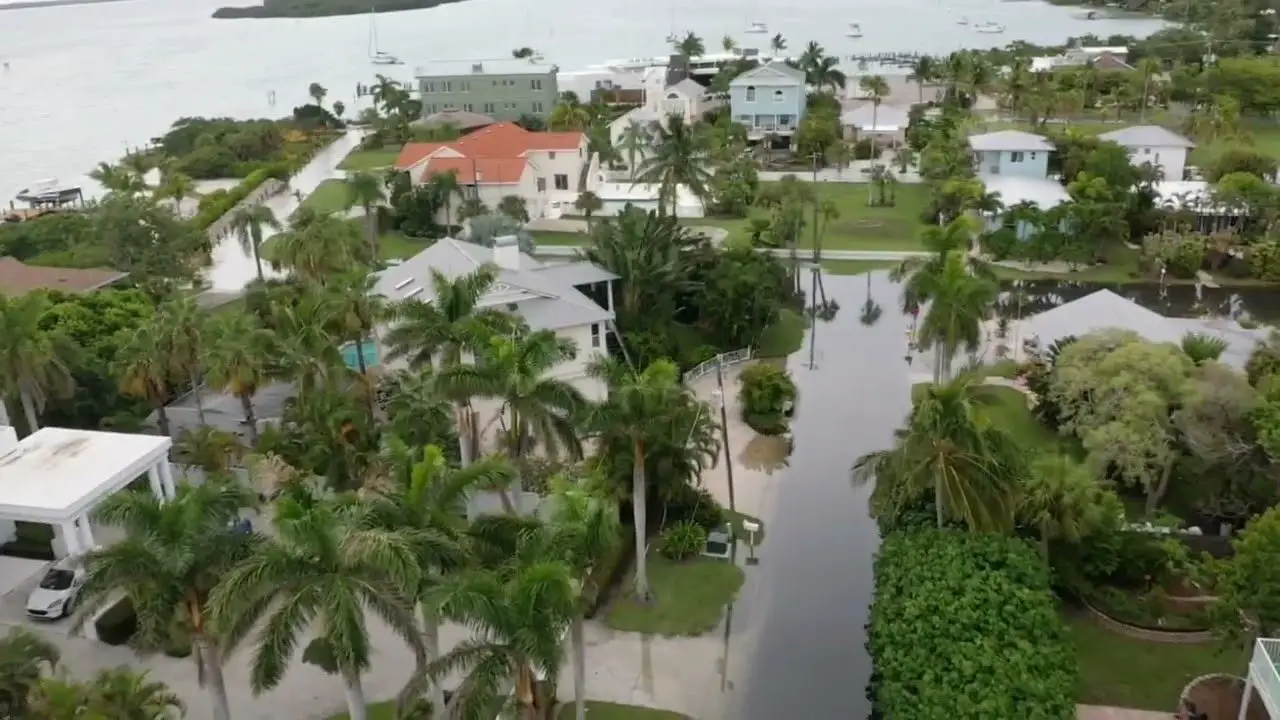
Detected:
[
  {"left": 840, "top": 102, "right": 910, "bottom": 144},
  {"left": 371, "top": 236, "right": 617, "bottom": 419},
  {"left": 1098, "top": 125, "right": 1196, "bottom": 182},
  {"left": 594, "top": 182, "right": 706, "bottom": 218},
  {"left": 969, "top": 130, "right": 1055, "bottom": 179},
  {"left": 395, "top": 123, "right": 601, "bottom": 221},
  {"left": 608, "top": 75, "right": 718, "bottom": 176}
]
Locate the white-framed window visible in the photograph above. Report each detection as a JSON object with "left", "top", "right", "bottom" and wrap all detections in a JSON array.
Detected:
[
  {"left": 537, "top": 177, "right": 547, "bottom": 192},
  {"left": 442, "top": 81, "right": 452, "bottom": 92},
  {"left": 745, "top": 86, "right": 756, "bottom": 101},
  {"left": 549, "top": 151, "right": 557, "bottom": 160},
  {"left": 532, "top": 79, "right": 543, "bottom": 90},
  {"left": 1010, "top": 151, "right": 1025, "bottom": 163},
  {"left": 773, "top": 89, "right": 784, "bottom": 103},
  {"left": 591, "top": 323, "right": 601, "bottom": 348},
  {"left": 554, "top": 174, "right": 569, "bottom": 190},
  {"left": 532, "top": 101, "right": 543, "bottom": 113},
  {"left": 484, "top": 102, "right": 495, "bottom": 114},
  {"left": 463, "top": 103, "right": 473, "bottom": 112}
]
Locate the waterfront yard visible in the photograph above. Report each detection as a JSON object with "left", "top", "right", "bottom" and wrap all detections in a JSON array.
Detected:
[
  {"left": 605, "top": 557, "right": 744, "bottom": 636},
  {"left": 338, "top": 145, "right": 402, "bottom": 171}
]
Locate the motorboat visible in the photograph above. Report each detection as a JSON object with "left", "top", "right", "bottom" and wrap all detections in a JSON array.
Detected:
[
  {"left": 846, "top": 22, "right": 863, "bottom": 38},
  {"left": 974, "top": 21, "right": 1006, "bottom": 33},
  {"left": 15, "top": 178, "right": 83, "bottom": 207},
  {"left": 745, "top": 21, "right": 768, "bottom": 33},
  {"left": 957, "top": 16, "right": 969, "bottom": 25},
  {"left": 371, "top": 52, "right": 403, "bottom": 66}
]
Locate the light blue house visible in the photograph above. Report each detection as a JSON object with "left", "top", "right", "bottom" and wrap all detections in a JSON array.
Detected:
[
  {"left": 968, "top": 130, "right": 1054, "bottom": 179},
  {"left": 729, "top": 61, "right": 807, "bottom": 140}
]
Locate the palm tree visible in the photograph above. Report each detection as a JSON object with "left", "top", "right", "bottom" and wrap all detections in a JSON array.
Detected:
[
  {"left": 308, "top": 81, "right": 327, "bottom": 106},
  {"left": 345, "top": 171, "right": 388, "bottom": 259},
  {"left": 1181, "top": 331, "right": 1228, "bottom": 365},
  {"left": 587, "top": 357, "right": 689, "bottom": 599},
  {"left": 636, "top": 114, "right": 712, "bottom": 215},
  {"left": 81, "top": 667, "right": 185, "bottom": 719},
  {"left": 721, "top": 34, "right": 737, "bottom": 54},
  {"left": 208, "top": 482, "right": 425, "bottom": 720},
  {"left": 769, "top": 33, "right": 787, "bottom": 57},
  {"left": 114, "top": 316, "right": 175, "bottom": 437},
  {"left": 230, "top": 204, "right": 281, "bottom": 282},
  {"left": 363, "top": 442, "right": 517, "bottom": 713},
  {"left": 573, "top": 190, "right": 603, "bottom": 230},
  {"left": 380, "top": 368, "right": 457, "bottom": 450},
  {"left": 75, "top": 476, "right": 258, "bottom": 720},
  {"left": 202, "top": 311, "right": 277, "bottom": 445},
  {"left": 891, "top": 215, "right": 987, "bottom": 314},
  {"left": 270, "top": 209, "right": 368, "bottom": 283},
  {"left": 426, "top": 170, "right": 463, "bottom": 232},
  {"left": 326, "top": 271, "right": 388, "bottom": 377},
  {"left": 0, "top": 293, "right": 74, "bottom": 434},
  {"left": 173, "top": 426, "right": 245, "bottom": 475},
  {"left": 89, "top": 162, "right": 145, "bottom": 195},
  {"left": 155, "top": 171, "right": 196, "bottom": 212},
  {"left": 859, "top": 75, "right": 891, "bottom": 140},
  {"left": 0, "top": 627, "right": 59, "bottom": 717},
  {"left": 851, "top": 373, "right": 1022, "bottom": 531},
  {"left": 1020, "top": 454, "right": 1110, "bottom": 562},
  {"left": 675, "top": 31, "right": 704, "bottom": 58},
  {"left": 618, "top": 121, "right": 654, "bottom": 181},
  {"left": 908, "top": 55, "right": 937, "bottom": 103},
  {"left": 915, "top": 251, "right": 997, "bottom": 381},
  {"left": 154, "top": 296, "right": 209, "bottom": 426}
]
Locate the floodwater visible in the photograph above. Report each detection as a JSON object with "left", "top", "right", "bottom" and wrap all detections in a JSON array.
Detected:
[{"left": 1005, "top": 278, "right": 1280, "bottom": 325}]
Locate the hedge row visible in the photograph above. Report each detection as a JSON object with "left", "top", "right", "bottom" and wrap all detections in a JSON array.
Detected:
[
  {"left": 192, "top": 161, "right": 292, "bottom": 231},
  {"left": 868, "top": 529, "right": 1076, "bottom": 720}
]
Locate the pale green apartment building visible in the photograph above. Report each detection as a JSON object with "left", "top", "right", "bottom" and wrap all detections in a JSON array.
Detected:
[{"left": 414, "top": 58, "right": 559, "bottom": 122}]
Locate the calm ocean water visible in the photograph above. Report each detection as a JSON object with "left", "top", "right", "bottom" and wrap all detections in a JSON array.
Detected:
[{"left": 0, "top": 0, "right": 1163, "bottom": 197}]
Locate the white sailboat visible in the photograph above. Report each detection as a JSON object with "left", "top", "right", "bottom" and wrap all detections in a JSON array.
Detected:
[
  {"left": 368, "top": 8, "right": 403, "bottom": 65},
  {"left": 957, "top": 16, "right": 969, "bottom": 25},
  {"left": 973, "top": 20, "right": 1006, "bottom": 33},
  {"left": 845, "top": 22, "right": 863, "bottom": 38}
]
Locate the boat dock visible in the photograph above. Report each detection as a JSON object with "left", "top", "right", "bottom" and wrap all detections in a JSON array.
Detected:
[{"left": 845, "top": 51, "right": 925, "bottom": 68}]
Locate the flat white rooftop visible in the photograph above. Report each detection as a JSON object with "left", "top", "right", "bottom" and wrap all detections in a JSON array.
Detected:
[{"left": 0, "top": 427, "right": 171, "bottom": 522}]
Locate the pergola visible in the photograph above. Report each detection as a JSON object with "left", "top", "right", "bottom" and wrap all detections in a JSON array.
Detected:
[{"left": 0, "top": 426, "right": 174, "bottom": 556}]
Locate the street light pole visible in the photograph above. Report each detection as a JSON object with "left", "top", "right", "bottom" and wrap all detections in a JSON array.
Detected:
[{"left": 715, "top": 358, "right": 737, "bottom": 516}]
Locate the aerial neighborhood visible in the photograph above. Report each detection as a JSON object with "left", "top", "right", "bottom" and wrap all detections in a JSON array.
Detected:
[{"left": 8, "top": 2, "right": 1280, "bottom": 719}]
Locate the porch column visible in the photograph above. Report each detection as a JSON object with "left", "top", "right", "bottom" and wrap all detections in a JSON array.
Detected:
[
  {"left": 147, "top": 465, "right": 164, "bottom": 501},
  {"left": 75, "top": 516, "right": 96, "bottom": 551},
  {"left": 1238, "top": 670, "right": 1254, "bottom": 720},
  {"left": 59, "top": 521, "right": 82, "bottom": 557},
  {"left": 157, "top": 460, "right": 176, "bottom": 500}
]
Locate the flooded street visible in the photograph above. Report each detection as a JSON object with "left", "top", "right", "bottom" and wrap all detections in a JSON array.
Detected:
[{"left": 722, "top": 271, "right": 913, "bottom": 720}]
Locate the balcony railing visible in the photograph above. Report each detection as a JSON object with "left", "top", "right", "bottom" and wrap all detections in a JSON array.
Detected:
[{"left": 1249, "top": 638, "right": 1280, "bottom": 717}]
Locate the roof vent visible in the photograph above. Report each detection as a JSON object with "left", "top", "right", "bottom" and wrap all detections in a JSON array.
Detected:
[
  {"left": 393, "top": 278, "right": 413, "bottom": 290},
  {"left": 471, "top": 63, "right": 484, "bottom": 73},
  {"left": 404, "top": 287, "right": 423, "bottom": 299}
]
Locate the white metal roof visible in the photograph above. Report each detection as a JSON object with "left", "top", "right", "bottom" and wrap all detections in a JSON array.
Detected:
[
  {"left": 840, "top": 103, "right": 910, "bottom": 131},
  {"left": 968, "top": 130, "right": 1054, "bottom": 152},
  {"left": 982, "top": 175, "right": 1070, "bottom": 210},
  {"left": 1099, "top": 125, "right": 1196, "bottom": 149},
  {"left": 0, "top": 427, "right": 171, "bottom": 523}
]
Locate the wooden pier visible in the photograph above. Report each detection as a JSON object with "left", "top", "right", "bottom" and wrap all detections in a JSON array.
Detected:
[{"left": 846, "top": 52, "right": 925, "bottom": 68}]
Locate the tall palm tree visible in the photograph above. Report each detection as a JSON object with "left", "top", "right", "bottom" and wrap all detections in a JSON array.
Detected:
[
  {"left": 74, "top": 477, "right": 258, "bottom": 720},
  {"left": 208, "top": 482, "right": 425, "bottom": 720},
  {"left": 1020, "top": 454, "right": 1111, "bottom": 562},
  {"left": 0, "top": 627, "right": 59, "bottom": 717},
  {"left": 154, "top": 296, "right": 209, "bottom": 426},
  {"left": 859, "top": 75, "right": 891, "bottom": 138},
  {"left": 345, "top": 171, "right": 387, "bottom": 259},
  {"left": 326, "top": 271, "right": 389, "bottom": 377},
  {"left": 675, "top": 31, "right": 705, "bottom": 58},
  {"left": 721, "top": 34, "right": 737, "bottom": 54},
  {"left": 202, "top": 311, "right": 278, "bottom": 445},
  {"left": 89, "top": 162, "right": 145, "bottom": 195},
  {"left": 0, "top": 293, "right": 74, "bottom": 434},
  {"left": 114, "top": 316, "right": 175, "bottom": 437},
  {"left": 915, "top": 251, "right": 997, "bottom": 381},
  {"left": 908, "top": 55, "right": 937, "bottom": 103},
  {"left": 438, "top": 332, "right": 589, "bottom": 511},
  {"left": 618, "top": 121, "right": 655, "bottom": 181},
  {"left": 426, "top": 170, "right": 463, "bottom": 233},
  {"left": 636, "top": 114, "right": 712, "bottom": 215},
  {"left": 230, "top": 204, "right": 281, "bottom": 282},
  {"left": 380, "top": 368, "right": 457, "bottom": 450},
  {"left": 891, "top": 215, "right": 988, "bottom": 316},
  {"left": 769, "top": 33, "right": 787, "bottom": 57},
  {"left": 269, "top": 209, "right": 368, "bottom": 284},
  {"left": 363, "top": 442, "right": 517, "bottom": 713},
  {"left": 852, "top": 373, "right": 1022, "bottom": 531}
]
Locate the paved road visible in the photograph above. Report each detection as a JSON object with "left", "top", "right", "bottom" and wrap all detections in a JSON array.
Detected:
[{"left": 204, "top": 130, "right": 364, "bottom": 292}]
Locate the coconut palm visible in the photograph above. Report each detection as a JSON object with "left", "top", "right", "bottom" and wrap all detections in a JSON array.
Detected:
[
  {"left": 115, "top": 317, "right": 176, "bottom": 436},
  {"left": 208, "top": 483, "right": 424, "bottom": 720},
  {"left": 89, "top": 162, "right": 146, "bottom": 195},
  {"left": 890, "top": 215, "right": 989, "bottom": 316},
  {"left": 0, "top": 627, "right": 59, "bottom": 717},
  {"left": 155, "top": 171, "right": 196, "bottom": 212},
  {"left": 675, "top": 31, "right": 705, "bottom": 58},
  {"left": 269, "top": 209, "right": 368, "bottom": 283},
  {"left": 769, "top": 33, "right": 787, "bottom": 56},
  {"left": 363, "top": 441, "right": 516, "bottom": 713},
  {"left": 0, "top": 293, "right": 75, "bottom": 434},
  {"left": 859, "top": 75, "right": 891, "bottom": 138},
  {"left": 173, "top": 426, "right": 246, "bottom": 475},
  {"left": 426, "top": 170, "right": 463, "bottom": 233},
  {"left": 74, "top": 476, "right": 258, "bottom": 720},
  {"left": 345, "top": 171, "right": 388, "bottom": 258},
  {"left": 326, "top": 271, "right": 389, "bottom": 377},
  {"left": 230, "top": 204, "right": 282, "bottom": 282},
  {"left": 152, "top": 296, "right": 209, "bottom": 425},
  {"left": 908, "top": 55, "right": 937, "bottom": 103},
  {"left": 618, "top": 121, "right": 655, "bottom": 181},
  {"left": 915, "top": 251, "right": 997, "bottom": 381},
  {"left": 308, "top": 82, "right": 327, "bottom": 106},
  {"left": 851, "top": 373, "right": 1022, "bottom": 531},
  {"left": 202, "top": 311, "right": 278, "bottom": 445},
  {"left": 721, "top": 34, "right": 737, "bottom": 54},
  {"left": 380, "top": 368, "right": 457, "bottom": 450},
  {"left": 1019, "top": 454, "right": 1112, "bottom": 562},
  {"left": 636, "top": 114, "right": 712, "bottom": 215}
]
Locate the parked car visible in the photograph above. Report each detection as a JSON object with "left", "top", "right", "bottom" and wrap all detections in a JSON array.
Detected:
[{"left": 26, "top": 557, "right": 85, "bottom": 620}]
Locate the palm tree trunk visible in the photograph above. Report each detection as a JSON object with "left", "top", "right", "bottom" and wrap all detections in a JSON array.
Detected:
[
  {"left": 456, "top": 403, "right": 473, "bottom": 468},
  {"left": 19, "top": 390, "right": 39, "bottom": 435},
  {"left": 354, "top": 339, "right": 368, "bottom": 375},
  {"left": 198, "top": 639, "right": 232, "bottom": 720},
  {"left": 238, "top": 393, "right": 260, "bottom": 445},
  {"left": 935, "top": 473, "right": 945, "bottom": 528},
  {"left": 252, "top": 241, "right": 265, "bottom": 282},
  {"left": 342, "top": 670, "right": 368, "bottom": 720},
  {"left": 365, "top": 208, "right": 380, "bottom": 259},
  {"left": 190, "top": 370, "right": 208, "bottom": 425},
  {"left": 571, "top": 613, "right": 587, "bottom": 720},
  {"left": 632, "top": 441, "right": 650, "bottom": 600},
  {"left": 420, "top": 605, "right": 445, "bottom": 714}
]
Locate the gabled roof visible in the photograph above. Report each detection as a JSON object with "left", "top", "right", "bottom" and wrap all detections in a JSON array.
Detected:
[
  {"left": 0, "top": 257, "right": 127, "bottom": 297},
  {"left": 394, "top": 123, "right": 585, "bottom": 184},
  {"left": 1023, "top": 289, "right": 1184, "bottom": 347},
  {"left": 666, "top": 78, "right": 706, "bottom": 98},
  {"left": 372, "top": 239, "right": 613, "bottom": 331},
  {"left": 968, "top": 130, "right": 1054, "bottom": 152},
  {"left": 1099, "top": 125, "right": 1196, "bottom": 149},
  {"left": 730, "top": 61, "right": 805, "bottom": 86}
]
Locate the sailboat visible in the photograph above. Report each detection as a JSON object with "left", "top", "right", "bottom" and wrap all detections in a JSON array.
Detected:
[
  {"left": 745, "top": 21, "right": 768, "bottom": 33},
  {"left": 368, "top": 8, "right": 403, "bottom": 66},
  {"left": 845, "top": 22, "right": 863, "bottom": 38}
]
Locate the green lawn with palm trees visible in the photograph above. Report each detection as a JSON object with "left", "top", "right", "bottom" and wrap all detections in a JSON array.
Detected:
[
  {"left": 605, "top": 558, "right": 745, "bottom": 636},
  {"left": 303, "top": 178, "right": 355, "bottom": 214},
  {"left": 338, "top": 146, "right": 402, "bottom": 171}
]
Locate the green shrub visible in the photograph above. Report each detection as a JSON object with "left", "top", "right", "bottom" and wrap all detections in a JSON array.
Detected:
[
  {"left": 660, "top": 483, "right": 725, "bottom": 532},
  {"left": 738, "top": 362, "right": 798, "bottom": 436},
  {"left": 192, "top": 161, "right": 292, "bottom": 231},
  {"left": 94, "top": 598, "right": 138, "bottom": 646},
  {"left": 657, "top": 521, "right": 708, "bottom": 560},
  {"left": 868, "top": 529, "right": 1076, "bottom": 719}
]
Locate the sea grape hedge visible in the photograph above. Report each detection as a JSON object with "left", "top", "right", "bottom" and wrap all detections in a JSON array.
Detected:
[{"left": 868, "top": 529, "right": 1076, "bottom": 720}]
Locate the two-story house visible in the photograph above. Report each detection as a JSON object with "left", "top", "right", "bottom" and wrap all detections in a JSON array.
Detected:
[
  {"left": 1098, "top": 125, "right": 1196, "bottom": 182},
  {"left": 969, "top": 130, "right": 1054, "bottom": 178},
  {"left": 729, "top": 61, "right": 807, "bottom": 140},
  {"left": 394, "top": 122, "right": 601, "bottom": 221},
  {"left": 415, "top": 58, "right": 558, "bottom": 123},
  {"left": 608, "top": 74, "right": 719, "bottom": 175}
]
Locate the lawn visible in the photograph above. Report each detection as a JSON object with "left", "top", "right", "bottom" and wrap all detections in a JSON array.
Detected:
[
  {"left": 326, "top": 702, "right": 397, "bottom": 720},
  {"left": 378, "top": 230, "right": 431, "bottom": 261},
  {"left": 909, "top": 383, "right": 1065, "bottom": 454},
  {"left": 605, "top": 557, "right": 745, "bottom": 636},
  {"left": 1065, "top": 612, "right": 1245, "bottom": 710},
  {"left": 338, "top": 145, "right": 402, "bottom": 171},
  {"left": 755, "top": 307, "right": 807, "bottom": 358},
  {"left": 532, "top": 229, "right": 591, "bottom": 247},
  {"left": 556, "top": 701, "right": 687, "bottom": 719},
  {"left": 303, "top": 179, "right": 353, "bottom": 215}
]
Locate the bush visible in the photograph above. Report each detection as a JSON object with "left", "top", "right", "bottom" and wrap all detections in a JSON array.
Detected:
[
  {"left": 982, "top": 227, "right": 1019, "bottom": 261},
  {"left": 192, "top": 162, "right": 292, "bottom": 231},
  {"left": 868, "top": 529, "right": 1076, "bottom": 719},
  {"left": 1, "top": 522, "right": 55, "bottom": 561},
  {"left": 852, "top": 138, "right": 882, "bottom": 160},
  {"left": 94, "top": 598, "right": 138, "bottom": 646},
  {"left": 656, "top": 521, "right": 708, "bottom": 560},
  {"left": 738, "top": 362, "right": 798, "bottom": 436},
  {"left": 660, "top": 483, "right": 725, "bottom": 532}
]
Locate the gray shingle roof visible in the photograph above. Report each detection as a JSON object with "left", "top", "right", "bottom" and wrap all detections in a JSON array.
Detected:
[
  {"left": 372, "top": 239, "right": 613, "bottom": 331},
  {"left": 1099, "top": 125, "right": 1196, "bottom": 149},
  {"left": 968, "top": 130, "right": 1054, "bottom": 152}
]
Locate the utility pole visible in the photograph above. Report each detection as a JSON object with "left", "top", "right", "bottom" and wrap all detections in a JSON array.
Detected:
[{"left": 715, "top": 358, "right": 737, "bottom": 516}]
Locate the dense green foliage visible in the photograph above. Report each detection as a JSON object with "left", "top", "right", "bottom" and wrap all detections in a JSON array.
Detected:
[
  {"left": 212, "top": 0, "right": 467, "bottom": 18},
  {"left": 736, "top": 362, "right": 796, "bottom": 435},
  {"left": 152, "top": 117, "right": 332, "bottom": 178},
  {"left": 868, "top": 530, "right": 1076, "bottom": 720}
]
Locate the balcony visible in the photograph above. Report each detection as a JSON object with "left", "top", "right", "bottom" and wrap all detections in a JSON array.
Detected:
[{"left": 1247, "top": 638, "right": 1280, "bottom": 718}]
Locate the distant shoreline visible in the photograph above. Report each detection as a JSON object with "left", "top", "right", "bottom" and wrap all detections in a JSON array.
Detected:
[
  {"left": 212, "top": 0, "right": 468, "bottom": 20},
  {"left": 0, "top": 0, "right": 130, "bottom": 11}
]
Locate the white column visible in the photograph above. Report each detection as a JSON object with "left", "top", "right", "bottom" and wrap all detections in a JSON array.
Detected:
[
  {"left": 147, "top": 465, "right": 163, "bottom": 500},
  {"left": 157, "top": 460, "right": 176, "bottom": 501},
  {"left": 1238, "top": 671, "right": 1254, "bottom": 720},
  {"left": 59, "top": 521, "right": 81, "bottom": 557},
  {"left": 76, "top": 516, "right": 96, "bottom": 551}
]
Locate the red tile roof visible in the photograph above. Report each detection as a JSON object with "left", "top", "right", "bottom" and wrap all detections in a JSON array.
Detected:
[{"left": 394, "top": 123, "right": 584, "bottom": 184}]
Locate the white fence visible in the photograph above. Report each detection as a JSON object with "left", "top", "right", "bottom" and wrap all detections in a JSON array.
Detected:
[
  {"left": 1250, "top": 638, "right": 1280, "bottom": 718},
  {"left": 682, "top": 348, "right": 754, "bottom": 385}
]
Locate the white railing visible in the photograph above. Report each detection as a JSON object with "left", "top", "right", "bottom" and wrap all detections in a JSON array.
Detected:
[
  {"left": 1250, "top": 638, "right": 1280, "bottom": 718},
  {"left": 682, "top": 347, "right": 753, "bottom": 384}
]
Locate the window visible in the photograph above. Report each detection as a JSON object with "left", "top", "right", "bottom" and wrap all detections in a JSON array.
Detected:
[
  {"left": 425, "top": 104, "right": 436, "bottom": 114},
  {"left": 463, "top": 103, "right": 473, "bottom": 112},
  {"left": 591, "top": 323, "right": 601, "bottom": 348},
  {"left": 1010, "top": 151, "right": 1025, "bottom": 163},
  {"left": 1142, "top": 147, "right": 1151, "bottom": 155},
  {"left": 505, "top": 102, "right": 516, "bottom": 109},
  {"left": 779, "top": 114, "right": 794, "bottom": 127},
  {"left": 745, "top": 86, "right": 756, "bottom": 101},
  {"left": 1030, "top": 152, "right": 1037, "bottom": 160},
  {"left": 442, "top": 81, "right": 452, "bottom": 92},
  {"left": 666, "top": 92, "right": 680, "bottom": 100},
  {"left": 554, "top": 174, "right": 569, "bottom": 190},
  {"left": 532, "top": 101, "right": 543, "bottom": 113},
  {"left": 537, "top": 177, "right": 547, "bottom": 192},
  {"left": 736, "top": 114, "right": 751, "bottom": 123},
  {"left": 492, "top": 80, "right": 498, "bottom": 87},
  {"left": 460, "top": 81, "right": 470, "bottom": 93},
  {"left": 773, "top": 89, "right": 784, "bottom": 103},
  {"left": 532, "top": 79, "right": 543, "bottom": 90},
  {"left": 425, "top": 82, "right": 436, "bottom": 93},
  {"left": 549, "top": 151, "right": 557, "bottom": 160},
  {"left": 484, "top": 102, "right": 495, "bottom": 114}
]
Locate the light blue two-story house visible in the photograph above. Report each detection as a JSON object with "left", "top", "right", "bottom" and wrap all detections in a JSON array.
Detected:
[
  {"left": 968, "top": 130, "right": 1054, "bottom": 179},
  {"left": 729, "top": 61, "right": 807, "bottom": 140}
]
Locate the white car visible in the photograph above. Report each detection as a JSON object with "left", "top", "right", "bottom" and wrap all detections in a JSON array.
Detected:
[{"left": 26, "top": 558, "right": 85, "bottom": 620}]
